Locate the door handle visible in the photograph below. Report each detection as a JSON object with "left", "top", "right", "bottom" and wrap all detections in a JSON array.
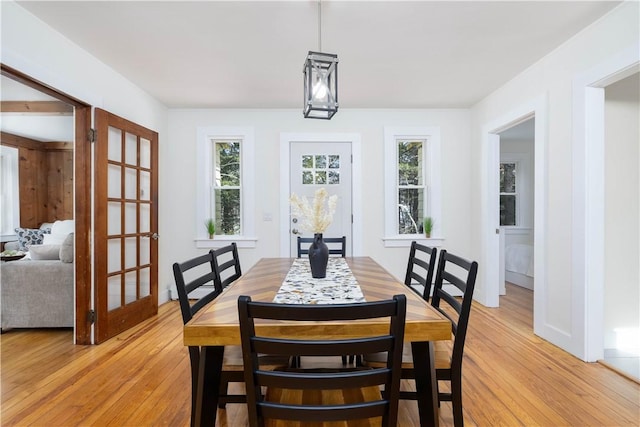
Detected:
[
  {"left": 292, "top": 229, "right": 300, "bottom": 235},
  {"left": 150, "top": 233, "right": 159, "bottom": 240}
]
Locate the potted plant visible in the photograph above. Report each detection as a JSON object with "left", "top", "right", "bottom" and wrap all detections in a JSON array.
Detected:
[
  {"left": 423, "top": 216, "right": 434, "bottom": 238},
  {"left": 205, "top": 218, "right": 216, "bottom": 239}
]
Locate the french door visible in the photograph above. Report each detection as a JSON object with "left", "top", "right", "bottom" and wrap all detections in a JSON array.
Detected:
[{"left": 94, "top": 108, "right": 159, "bottom": 343}]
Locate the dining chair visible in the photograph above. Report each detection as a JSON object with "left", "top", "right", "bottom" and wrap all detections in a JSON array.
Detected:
[
  {"left": 404, "top": 241, "right": 438, "bottom": 301},
  {"left": 297, "top": 235, "right": 346, "bottom": 257},
  {"left": 363, "top": 250, "right": 478, "bottom": 427},
  {"left": 210, "top": 242, "right": 242, "bottom": 290},
  {"left": 238, "top": 294, "right": 407, "bottom": 427},
  {"left": 172, "top": 252, "right": 245, "bottom": 426}
]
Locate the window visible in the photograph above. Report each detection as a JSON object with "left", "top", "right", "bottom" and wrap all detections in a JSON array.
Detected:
[
  {"left": 196, "top": 127, "right": 255, "bottom": 248},
  {"left": 384, "top": 127, "right": 441, "bottom": 247},
  {"left": 499, "top": 162, "right": 518, "bottom": 226},
  {"left": 0, "top": 146, "right": 19, "bottom": 237}
]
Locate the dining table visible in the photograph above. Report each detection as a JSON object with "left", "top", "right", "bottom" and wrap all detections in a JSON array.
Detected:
[{"left": 183, "top": 256, "right": 452, "bottom": 426}]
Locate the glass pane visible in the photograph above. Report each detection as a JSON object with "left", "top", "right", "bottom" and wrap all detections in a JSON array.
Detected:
[
  {"left": 302, "top": 171, "right": 314, "bottom": 184},
  {"left": 108, "top": 275, "right": 121, "bottom": 310},
  {"left": 398, "top": 188, "right": 424, "bottom": 234},
  {"left": 500, "top": 195, "right": 517, "bottom": 226},
  {"left": 398, "top": 140, "right": 423, "bottom": 186},
  {"left": 500, "top": 163, "right": 517, "bottom": 193},
  {"left": 124, "top": 237, "right": 137, "bottom": 269},
  {"left": 124, "top": 271, "right": 137, "bottom": 304},
  {"left": 124, "top": 203, "right": 137, "bottom": 234},
  {"left": 140, "top": 236, "right": 150, "bottom": 265},
  {"left": 302, "top": 155, "right": 313, "bottom": 169},
  {"left": 107, "top": 164, "right": 121, "bottom": 198},
  {"left": 140, "top": 171, "right": 150, "bottom": 201},
  {"left": 328, "top": 155, "right": 340, "bottom": 168},
  {"left": 214, "top": 141, "right": 240, "bottom": 186},
  {"left": 315, "top": 171, "right": 326, "bottom": 184},
  {"left": 328, "top": 171, "right": 340, "bottom": 184},
  {"left": 140, "top": 138, "right": 151, "bottom": 169},
  {"left": 107, "top": 238, "right": 121, "bottom": 273},
  {"left": 315, "top": 155, "right": 326, "bottom": 169},
  {"left": 140, "top": 267, "right": 150, "bottom": 298},
  {"left": 125, "top": 132, "right": 138, "bottom": 166},
  {"left": 214, "top": 189, "right": 241, "bottom": 235},
  {"left": 140, "top": 203, "right": 150, "bottom": 233},
  {"left": 108, "top": 127, "right": 121, "bottom": 162},
  {"left": 108, "top": 202, "right": 121, "bottom": 235},
  {"left": 124, "top": 167, "right": 137, "bottom": 200}
]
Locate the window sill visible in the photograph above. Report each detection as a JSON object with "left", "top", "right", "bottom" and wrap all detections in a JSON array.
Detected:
[
  {"left": 195, "top": 236, "right": 257, "bottom": 249},
  {"left": 382, "top": 235, "right": 444, "bottom": 248}
]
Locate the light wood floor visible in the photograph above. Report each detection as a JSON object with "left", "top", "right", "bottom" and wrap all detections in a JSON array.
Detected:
[{"left": 2, "top": 284, "right": 639, "bottom": 426}]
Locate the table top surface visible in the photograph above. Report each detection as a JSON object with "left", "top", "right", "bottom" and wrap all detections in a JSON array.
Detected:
[{"left": 183, "top": 257, "right": 451, "bottom": 346}]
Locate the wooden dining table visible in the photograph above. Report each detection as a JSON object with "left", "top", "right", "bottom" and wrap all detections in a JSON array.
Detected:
[{"left": 183, "top": 257, "right": 452, "bottom": 426}]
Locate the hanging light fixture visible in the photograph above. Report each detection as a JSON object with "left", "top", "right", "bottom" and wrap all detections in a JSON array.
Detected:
[{"left": 303, "top": 1, "right": 338, "bottom": 119}]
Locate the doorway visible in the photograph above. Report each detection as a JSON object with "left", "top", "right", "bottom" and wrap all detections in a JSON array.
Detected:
[
  {"left": 289, "top": 142, "right": 352, "bottom": 256},
  {"left": 279, "top": 133, "right": 362, "bottom": 257}
]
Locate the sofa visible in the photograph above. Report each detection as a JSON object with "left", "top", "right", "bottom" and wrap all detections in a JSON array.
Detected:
[{"left": 1, "top": 221, "right": 75, "bottom": 330}]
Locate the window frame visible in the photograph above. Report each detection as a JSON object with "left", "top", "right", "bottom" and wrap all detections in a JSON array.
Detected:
[
  {"left": 0, "top": 145, "right": 20, "bottom": 239},
  {"left": 196, "top": 127, "right": 256, "bottom": 248},
  {"left": 499, "top": 160, "right": 519, "bottom": 227},
  {"left": 383, "top": 126, "right": 442, "bottom": 247}
]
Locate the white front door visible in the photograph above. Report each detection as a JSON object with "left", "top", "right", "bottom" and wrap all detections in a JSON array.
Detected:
[{"left": 290, "top": 142, "right": 352, "bottom": 256}]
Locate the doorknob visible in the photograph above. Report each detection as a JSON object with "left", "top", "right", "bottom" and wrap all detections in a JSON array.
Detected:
[
  {"left": 292, "top": 228, "right": 300, "bottom": 235},
  {"left": 150, "top": 233, "right": 159, "bottom": 240}
]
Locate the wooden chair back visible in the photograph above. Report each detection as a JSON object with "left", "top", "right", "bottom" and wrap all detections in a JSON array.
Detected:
[
  {"left": 297, "top": 235, "right": 346, "bottom": 258},
  {"left": 238, "top": 294, "right": 407, "bottom": 427},
  {"left": 404, "top": 241, "right": 437, "bottom": 301},
  {"left": 210, "top": 242, "right": 242, "bottom": 290}
]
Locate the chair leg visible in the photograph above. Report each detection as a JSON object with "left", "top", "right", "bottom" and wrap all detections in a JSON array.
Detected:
[
  {"left": 218, "top": 378, "right": 229, "bottom": 408},
  {"left": 450, "top": 374, "right": 464, "bottom": 427}
]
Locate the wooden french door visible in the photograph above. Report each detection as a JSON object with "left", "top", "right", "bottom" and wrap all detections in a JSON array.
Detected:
[{"left": 94, "top": 108, "right": 158, "bottom": 343}]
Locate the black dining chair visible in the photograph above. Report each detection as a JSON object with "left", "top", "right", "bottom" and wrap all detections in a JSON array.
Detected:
[
  {"left": 210, "top": 242, "right": 242, "bottom": 290},
  {"left": 364, "top": 250, "right": 478, "bottom": 427},
  {"left": 238, "top": 294, "right": 407, "bottom": 427},
  {"left": 172, "top": 252, "right": 245, "bottom": 426},
  {"left": 297, "top": 235, "right": 346, "bottom": 258},
  {"left": 405, "top": 241, "right": 438, "bottom": 301}
]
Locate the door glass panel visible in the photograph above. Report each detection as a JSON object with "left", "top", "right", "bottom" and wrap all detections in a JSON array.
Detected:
[
  {"left": 108, "top": 202, "right": 121, "bottom": 235},
  {"left": 108, "top": 275, "right": 122, "bottom": 310},
  {"left": 302, "top": 155, "right": 313, "bottom": 168},
  {"left": 139, "top": 267, "right": 150, "bottom": 298},
  {"left": 140, "top": 237, "right": 150, "bottom": 265},
  {"left": 124, "top": 237, "right": 137, "bottom": 269},
  {"left": 140, "top": 138, "right": 151, "bottom": 169},
  {"left": 328, "top": 155, "right": 340, "bottom": 168},
  {"left": 124, "top": 167, "right": 137, "bottom": 199},
  {"left": 315, "top": 155, "right": 327, "bottom": 168},
  {"left": 140, "top": 171, "right": 150, "bottom": 201},
  {"left": 329, "top": 171, "right": 340, "bottom": 184},
  {"left": 140, "top": 204, "right": 150, "bottom": 233},
  {"left": 124, "top": 203, "right": 137, "bottom": 234},
  {"left": 107, "top": 239, "right": 121, "bottom": 273},
  {"left": 108, "top": 127, "right": 122, "bottom": 162},
  {"left": 302, "top": 171, "right": 313, "bottom": 184},
  {"left": 125, "top": 271, "right": 137, "bottom": 304},
  {"left": 125, "top": 132, "right": 138, "bottom": 166},
  {"left": 315, "top": 171, "right": 326, "bottom": 184},
  {"left": 108, "top": 165, "right": 121, "bottom": 198}
]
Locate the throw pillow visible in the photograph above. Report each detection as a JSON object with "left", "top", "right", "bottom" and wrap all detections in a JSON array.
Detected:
[
  {"left": 29, "top": 244, "right": 61, "bottom": 260},
  {"left": 59, "top": 232, "right": 74, "bottom": 263},
  {"left": 15, "top": 227, "right": 46, "bottom": 251}
]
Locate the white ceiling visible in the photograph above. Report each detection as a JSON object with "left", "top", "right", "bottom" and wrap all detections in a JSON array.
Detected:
[{"left": 14, "top": 0, "right": 621, "bottom": 109}]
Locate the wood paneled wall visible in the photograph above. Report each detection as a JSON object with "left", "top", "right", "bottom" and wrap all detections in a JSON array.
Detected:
[{"left": 1, "top": 131, "right": 73, "bottom": 228}]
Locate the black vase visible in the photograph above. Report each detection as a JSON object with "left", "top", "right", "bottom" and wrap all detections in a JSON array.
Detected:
[{"left": 308, "top": 233, "right": 329, "bottom": 278}]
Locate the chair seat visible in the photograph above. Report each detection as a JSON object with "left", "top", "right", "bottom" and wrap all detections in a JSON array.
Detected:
[{"left": 362, "top": 340, "right": 452, "bottom": 370}]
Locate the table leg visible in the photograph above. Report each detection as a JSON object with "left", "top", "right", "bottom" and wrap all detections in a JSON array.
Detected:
[
  {"left": 412, "top": 341, "right": 439, "bottom": 427},
  {"left": 195, "top": 346, "right": 224, "bottom": 427}
]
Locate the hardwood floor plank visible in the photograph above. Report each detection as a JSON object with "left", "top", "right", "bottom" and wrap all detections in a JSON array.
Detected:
[{"left": 2, "top": 286, "right": 639, "bottom": 426}]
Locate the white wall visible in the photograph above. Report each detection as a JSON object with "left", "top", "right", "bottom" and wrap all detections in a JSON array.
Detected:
[
  {"left": 470, "top": 1, "right": 640, "bottom": 359},
  {"left": 1, "top": 2, "right": 169, "bottom": 300},
  {"left": 164, "top": 109, "right": 471, "bottom": 294},
  {"left": 604, "top": 72, "right": 640, "bottom": 349}
]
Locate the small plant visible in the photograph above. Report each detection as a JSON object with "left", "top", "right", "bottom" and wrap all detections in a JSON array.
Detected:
[
  {"left": 423, "top": 217, "right": 434, "bottom": 238},
  {"left": 205, "top": 218, "right": 216, "bottom": 239}
]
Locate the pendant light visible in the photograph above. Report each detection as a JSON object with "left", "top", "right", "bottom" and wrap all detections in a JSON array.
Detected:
[{"left": 303, "top": 1, "right": 338, "bottom": 119}]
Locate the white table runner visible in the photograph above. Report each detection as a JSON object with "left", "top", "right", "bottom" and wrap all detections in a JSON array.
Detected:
[{"left": 273, "top": 258, "right": 366, "bottom": 304}]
